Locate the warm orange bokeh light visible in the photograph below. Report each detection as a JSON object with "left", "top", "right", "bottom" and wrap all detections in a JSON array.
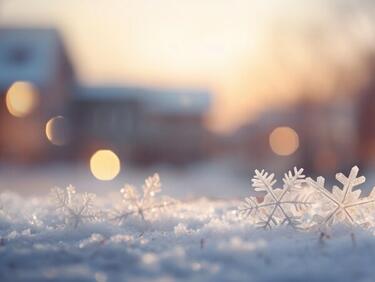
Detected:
[
  {"left": 45, "top": 116, "right": 69, "bottom": 146},
  {"left": 90, "top": 150, "right": 121, "bottom": 181},
  {"left": 5, "top": 81, "right": 39, "bottom": 118},
  {"left": 269, "top": 127, "right": 299, "bottom": 156}
]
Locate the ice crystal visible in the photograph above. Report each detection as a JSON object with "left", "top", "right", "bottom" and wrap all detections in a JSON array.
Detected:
[
  {"left": 50, "top": 185, "right": 98, "bottom": 228},
  {"left": 239, "top": 167, "right": 312, "bottom": 229},
  {"left": 306, "top": 166, "right": 375, "bottom": 227},
  {"left": 112, "top": 173, "right": 175, "bottom": 224}
]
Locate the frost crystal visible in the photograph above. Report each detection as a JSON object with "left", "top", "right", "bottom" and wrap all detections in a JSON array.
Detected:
[
  {"left": 306, "top": 166, "right": 375, "bottom": 227},
  {"left": 239, "top": 167, "right": 312, "bottom": 229},
  {"left": 50, "top": 185, "right": 98, "bottom": 228},
  {"left": 112, "top": 173, "right": 175, "bottom": 224}
]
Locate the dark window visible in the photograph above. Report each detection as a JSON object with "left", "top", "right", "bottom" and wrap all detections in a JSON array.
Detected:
[{"left": 6, "top": 45, "right": 32, "bottom": 65}]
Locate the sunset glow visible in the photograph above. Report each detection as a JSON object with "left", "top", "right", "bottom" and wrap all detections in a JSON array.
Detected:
[{"left": 1, "top": 0, "right": 373, "bottom": 132}]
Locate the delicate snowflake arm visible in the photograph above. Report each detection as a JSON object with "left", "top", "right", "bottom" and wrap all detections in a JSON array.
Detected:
[
  {"left": 110, "top": 210, "right": 135, "bottom": 225},
  {"left": 109, "top": 185, "right": 140, "bottom": 223},
  {"left": 252, "top": 169, "right": 277, "bottom": 194},
  {"left": 113, "top": 173, "right": 175, "bottom": 224},
  {"left": 240, "top": 167, "right": 311, "bottom": 229},
  {"left": 345, "top": 189, "right": 375, "bottom": 208},
  {"left": 238, "top": 197, "right": 277, "bottom": 228},
  {"left": 50, "top": 186, "right": 76, "bottom": 216},
  {"left": 239, "top": 196, "right": 275, "bottom": 216},
  {"left": 283, "top": 167, "right": 305, "bottom": 191},
  {"left": 121, "top": 185, "right": 140, "bottom": 208},
  {"left": 50, "top": 185, "right": 98, "bottom": 228},
  {"left": 306, "top": 166, "right": 375, "bottom": 227},
  {"left": 280, "top": 167, "right": 311, "bottom": 211},
  {"left": 335, "top": 166, "right": 365, "bottom": 203},
  {"left": 143, "top": 173, "right": 161, "bottom": 199},
  {"left": 273, "top": 168, "right": 309, "bottom": 228},
  {"left": 306, "top": 176, "right": 338, "bottom": 205},
  {"left": 283, "top": 189, "right": 315, "bottom": 211},
  {"left": 79, "top": 193, "right": 97, "bottom": 218}
]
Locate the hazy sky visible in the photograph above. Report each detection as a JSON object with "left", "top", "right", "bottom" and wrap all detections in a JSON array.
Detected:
[{"left": 1, "top": 0, "right": 375, "bottom": 132}]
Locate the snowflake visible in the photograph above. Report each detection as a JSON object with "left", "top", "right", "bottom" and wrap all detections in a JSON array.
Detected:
[
  {"left": 111, "top": 173, "right": 175, "bottom": 224},
  {"left": 306, "top": 166, "right": 375, "bottom": 227},
  {"left": 50, "top": 185, "right": 98, "bottom": 228},
  {"left": 239, "top": 167, "right": 312, "bottom": 229}
]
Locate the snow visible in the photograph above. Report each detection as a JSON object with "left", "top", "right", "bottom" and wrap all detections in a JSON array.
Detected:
[
  {"left": 1, "top": 188, "right": 375, "bottom": 282},
  {"left": 1, "top": 164, "right": 375, "bottom": 281}
]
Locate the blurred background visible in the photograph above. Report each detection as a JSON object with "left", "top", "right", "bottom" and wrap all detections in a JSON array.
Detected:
[{"left": 1, "top": 0, "right": 375, "bottom": 197}]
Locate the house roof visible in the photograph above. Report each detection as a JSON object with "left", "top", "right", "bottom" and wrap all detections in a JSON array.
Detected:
[
  {"left": 142, "top": 88, "right": 211, "bottom": 115},
  {"left": 0, "top": 27, "right": 74, "bottom": 89},
  {"left": 75, "top": 85, "right": 142, "bottom": 101},
  {"left": 75, "top": 84, "right": 211, "bottom": 115}
]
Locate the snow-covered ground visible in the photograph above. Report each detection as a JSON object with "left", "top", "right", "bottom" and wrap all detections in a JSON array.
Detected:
[
  {"left": 1, "top": 188, "right": 375, "bottom": 281},
  {"left": 0, "top": 194, "right": 375, "bottom": 282},
  {"left": 1, "top": 163, "right": 375, "bottom": 281}
]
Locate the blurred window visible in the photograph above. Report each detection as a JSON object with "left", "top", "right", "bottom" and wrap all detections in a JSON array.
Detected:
[{"left": 6, "top": 45, "right": 32, "bottom": 66}]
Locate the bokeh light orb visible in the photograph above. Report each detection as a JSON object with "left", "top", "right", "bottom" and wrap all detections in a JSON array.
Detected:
[
  {"left": 269, "top": 126, "right": 299, "bottom": 156},
  {"left": 45, "top": 116, "right": 69, "bottom": 146},
  {"left": 90, "top": 150, "right": 121, "bottom": 181},
  {"left": 6, "top": 81, "right": 39, "bottom": 117}
]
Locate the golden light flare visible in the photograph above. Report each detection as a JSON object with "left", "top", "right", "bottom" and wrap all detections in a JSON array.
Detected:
[
  {"left": 5, "top": 81, "right": 39, "bottom": 118},
  {"left": 45, "top": 116, "right": 69, "bottom": 146},
  {"left": 269, "top": 126, "right": 299, "bottom": 156},
  {"left": 90, "top": 150, "right": 121, "bottom": 181}
]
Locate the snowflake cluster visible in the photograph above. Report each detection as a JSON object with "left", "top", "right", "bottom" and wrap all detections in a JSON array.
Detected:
[
  {"left": 111, "top": 173, "right": 176, "bottom": 224},
  {"left": 49, "top": 174, "right": 175, "bottom": 228},
  {"left": 50, "top": 185, "right": 99, "bottom": 228},
  {"left": 45, "top": 167, "right": 375, "bottom": 231},
  {"left": 239, "top": 166, "right": 375, "bottom": 230},
  {"left": 238, "top": 168, "right": 311, "bottom": 229}
]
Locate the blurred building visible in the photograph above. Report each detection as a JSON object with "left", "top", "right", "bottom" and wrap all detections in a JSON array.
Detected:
[
  {"left": 0, "top": 27, "right": 75, "bottom": 162},
  {"left": 72, "top": 86, "right": 141, "bottom": 161},
  {"left": 73, "top": 85, "right": 211, "bottom": 164},
  {"left": 0, "top": 27, "right": 212, "bottom": 165},
  {"left": 136, "top": 88, "right": 211, "bottom": 163}
]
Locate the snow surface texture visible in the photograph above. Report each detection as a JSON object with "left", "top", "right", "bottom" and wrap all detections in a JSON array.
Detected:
[{"left": 2, "top": 168, "right": 375, "bottom": 281}]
